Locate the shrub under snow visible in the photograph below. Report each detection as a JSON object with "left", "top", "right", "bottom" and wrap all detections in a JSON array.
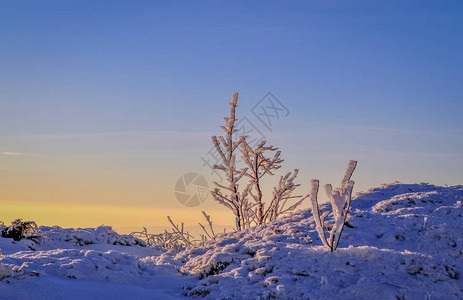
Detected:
[{"left": 1, "top": 219, "right": 38, "bottom": 242}]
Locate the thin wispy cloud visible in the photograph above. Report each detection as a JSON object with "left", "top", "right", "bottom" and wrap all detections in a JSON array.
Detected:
[
  {"left": 2, "top": 151, "right": 25, "bottom": 156},
  {"left": 0, "top": 130, "right": 212, "bottom": 142}
]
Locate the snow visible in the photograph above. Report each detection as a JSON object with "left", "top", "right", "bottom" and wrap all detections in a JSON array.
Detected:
[
  {"left": 0, "top": 226, "right": 189, "bottom": 299},
  {"left": 1, "top": 183, "right": 462, "bottom": 299}
]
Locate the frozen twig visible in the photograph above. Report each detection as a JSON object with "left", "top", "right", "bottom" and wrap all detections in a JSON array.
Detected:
[
  {"left": 167, "top": 216, "right": 194, "bottom": 247},
  {"left": 198, "top": 211, "right": 216, "bottom": 240}
]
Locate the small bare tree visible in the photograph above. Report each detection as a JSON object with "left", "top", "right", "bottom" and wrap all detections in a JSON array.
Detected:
[
  {"left": 210, "top": 92, "right": 250, "bottom": 230},
  {"left": 240, "top": 140, "right": 308, "bottom": 225},
  {"left": 211, "top": 93, "right": 307, "bottom": 230},
  {"left": 309, "top": 160, "right": 357, "bottom": 251}
]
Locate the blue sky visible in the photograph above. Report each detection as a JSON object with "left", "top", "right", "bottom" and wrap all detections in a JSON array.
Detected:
[{"left": 1, "top": 1, "right": 462, "bottom": 229}]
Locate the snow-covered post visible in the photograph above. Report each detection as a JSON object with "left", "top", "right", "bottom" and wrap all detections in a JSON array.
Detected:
[{"left": 309, "top": 160, "right": 357, "bottom": 251}]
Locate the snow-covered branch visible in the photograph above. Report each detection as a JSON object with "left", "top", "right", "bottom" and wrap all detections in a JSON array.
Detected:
[
  {"left": 240, "top": 139, "right": 307, "bottom": 225},
  {"left": 198, "top": 211, "right": 216, "bottom": 242},
  {"left": 264, "top": 169, "right": 308, "bottom": 223},
  {"left": 309, "top": 160, "right": 357, "bottom": 251}
]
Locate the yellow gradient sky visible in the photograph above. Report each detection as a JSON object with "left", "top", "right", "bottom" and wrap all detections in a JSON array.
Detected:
[{"left": 1, "top": 2, "right": 462, "bottom": 234}]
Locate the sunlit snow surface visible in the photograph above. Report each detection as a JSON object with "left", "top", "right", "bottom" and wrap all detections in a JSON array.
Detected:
[{"left": 1, "top": 183, "right": 462, "bottom": 299}]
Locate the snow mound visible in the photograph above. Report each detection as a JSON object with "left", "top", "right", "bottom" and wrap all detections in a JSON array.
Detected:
[
  {"left": 0, "top": 226, "right": 147, "bottom": 256},
  {"left": 38, "top": 226, "right": 146, "bottom": 247},
  {"left": 0, "top": 226, "right": 185, "bottom": 298},
  {"left": 0, "top": 226, "right": 163, "bottom": 283},
  {"left": 161, "top": 183, "right": 463, "bottom": 299},
  {"left": 3, "top": 249, "right": 143, "bottom": 283}
]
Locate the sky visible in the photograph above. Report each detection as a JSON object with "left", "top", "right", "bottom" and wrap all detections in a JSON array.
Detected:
[{"left": 1, "top": 1, "right": 462, "bottom": 233}]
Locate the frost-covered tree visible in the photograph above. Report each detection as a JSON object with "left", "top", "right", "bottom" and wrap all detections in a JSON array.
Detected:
[
  {"left": 240, "top": 140, "right": 307, "bottom": 225},
  {"left": 211, "top": 93, "right": 307, "bottom": 230},
  {"left": 309, "top": 160, "right": 357, "bottom": 251},
  {"left": 210, "top": 93, "right": 250, "bottom": 230}
]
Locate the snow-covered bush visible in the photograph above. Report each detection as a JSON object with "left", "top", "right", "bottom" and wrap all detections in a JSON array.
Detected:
[
  {"left": 0, "top": 262, "right": 13, "bottom": 281},
  {"left": 211, "top": 93, "right": 307, "bottom": 230},
  {"left": 131, "top": 228, "right": 188, "bottom": 251},
  {"left": 0, "top": 250, "right": 14, "bottom": 281},
  {"left": 1, "top": 219, "right": 38, "bottom": 241},
  {"left": 0, "top": 250, "right": 24, "bottom": 281},
  {"left": 38, "top": 225, "right": 145, "bottom": 247},
  {"left": 309, "top": 160, "right": 357, "bottom": 251},
  {"left": 132, "top": 212, "right": 223, "bottom": 250},
  {"left": 131, "top": 216, "right": 197, "bottom": 250}
]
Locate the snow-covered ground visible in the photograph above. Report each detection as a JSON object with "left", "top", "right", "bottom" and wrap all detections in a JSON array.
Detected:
[
  {"left": 0, "top": 226, "right": 189, "bottom": 299},
  {"left": 1, "top": 183, "right": 462, "bottom": 299}
]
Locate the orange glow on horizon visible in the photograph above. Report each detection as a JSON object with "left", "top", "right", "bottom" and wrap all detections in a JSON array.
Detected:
[{"left": 1, "top": 201, "right": 235, "bottom": 235}]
